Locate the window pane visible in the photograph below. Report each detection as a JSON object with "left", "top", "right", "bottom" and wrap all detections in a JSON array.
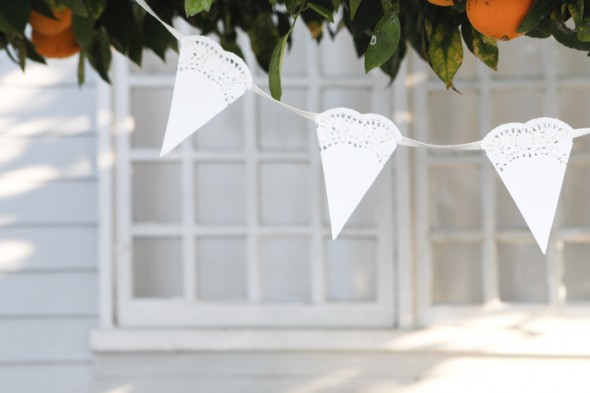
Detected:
[
  {"left": 428, "top": 90, "right": 479, "bottom": 151},
  {"left": 194, "top": 101, "right": 243, "bottom": 151},
  {"left": 325, "top": 237, "right": 376, "bottom": 302},
  {"left": 322, "top": 88, "right": 372, "bottom": 113},
  {"left": 194, "top": 163, "right": 246, "bottom": 225},
  {"left": 196, "top": 237, "right": 247, "bottom": 301},
  {"left": 561, "top": 165, "right": 590, "bottom": 227},
  {"left": 259, "top": 163, "right": 311, "bottom": 225},
  {"left": 430, "top": 166, "right": 481, "bottom": 230},
  {"left": 493, "top": 39, "right": 543, "bottom": 79},
  {"left": 131, "top": 88, "right": 173, "bottom": 148},
  {"left": 133, "top": 237, "right": 183, "bottom": 298},
  {"left": 564, "top": 244, "right": 590, "bottom": 303},
  {"left": 558, "top": 89, "right": 590, "bottom": 153},
  {"left": 498, "top": 243, "right": 548, "bottom": 303},
  {"left": 320, "top": 30, "right": 363, "bottom": 77},
  {"left": 132, "top": 163, "right": 181, "bottom": 223},
  {"left": 258, "top": 89, "right": 308, "bottom": 151},
  {"left": 433, "top": 243, "right": 482, "bottom": 304},
  {"left": 492, "top": 89, "right": 544, "bottom": 126},
  {"left": 260, "top": 236, "right": 310, "bottom": 303}
]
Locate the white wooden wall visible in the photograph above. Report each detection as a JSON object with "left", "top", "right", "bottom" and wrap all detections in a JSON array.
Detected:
[{"left": 0, "top": 56, "right": 98, "bottom": 393}]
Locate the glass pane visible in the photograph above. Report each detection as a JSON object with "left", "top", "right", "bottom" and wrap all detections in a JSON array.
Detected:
[
  {"left": 558, "top": 89, "right": 590, "bottom": 153},
  {"left": 195, "top": 163, "right": 246, "bottom": 225},
  {"left": 194, "top": 100, "right": 243, "bottom": 151},
  {"left": 259, "top": 163, "right": 311, "bottom": 225},
  {"left": 498, "top": 243, "right": 548, "bottom": 303},
  {"left": 554, "top": 42, "right": 590, "bottom": 78},
  {"left": 260, "top": 236, "right": 310, "bottom": 303},
  {"left": 196, "top": 237, "right": 247, "bottom": 301},
  {"left": 325, "top": 237, "right": 376, "bottom": 302},
  {"left": 561, "top": 165, "right": 590, "bottom": 227},
  {"left": 132, "top": 163, "right": 181, "bottom": 223},
  {"left": 320, "top": 29, "right": 364, "bottom": 77},
  {"left": 496, "top": 178, "right": 527, "bottom": 230},
  {"left": 258, "top": 89, "right": 308, "bottom": 151},
  {"left": 564, "top": 243, "right": 590, "bottom": 303},
  {"left": 131, "top": 88, "right": 173, "bottom": 148},
  {"left": 282, "top": 23, "right": 307, "bottom": 76},
  {"left": 428, "top": 90, "right": 480, "bottom": 150},
  {"left": 322, "top": 88, "right": 372, "bottom": 113},
  {"left": 493, "top": 39, "right": 543, "bottom": 79},
  {"left": 433, "top": 243, "right": 482, "bottom": 304},
  {"left": 130, "top": 49, "right": 178, "bottom": 74},
  {"left": 133, "top": 237, "right": 183, "bottom": 298},
  {"left": 492, "top": 89, "right": 545, "bottom": 126},
  {"left": 430, "top": 165, "right": 481, "bottom": 230}
]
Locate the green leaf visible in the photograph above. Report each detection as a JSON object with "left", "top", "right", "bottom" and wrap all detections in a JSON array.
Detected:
[
  {"left": 461, "top": 23, "right": 498, "bottom": 71},
  {"left": 269, "top": 33, "right": 290, "bottom": 100},
  {"left": 550, "top": 10, "right": 590, "bottom": 51},
  {"left": 350, "top": 0, "right": 363, "bottom": 20},
  {"left": 365, "top": 12, "right": 400, "bottom": 73},
  {"left": 58, "top": 0, "right": 89, "bottom": 17},
  {"left": 247, "top": 12, "right": 280, "bottom": 71},
  {"left": 568, "top": 0, "right": 590, "bottom": 42},
  {"left": 517, "top": 0, "right": 554, "bottom": 34},
  {"left": 78, "top": 51, "right": 85, "bottom": 86},
  {"left": 428, "top": 18, "right": 463, "bottom": 89},
  {"left": 307, "top": 3, "right": 334, "bottom": 22},
  {"left": 380, "top": 39, "right": 406, "bottom": 82},
  {"left": 83, "top": 0, "right": 107, "bottom": 19},
  {"left": 144, "top": 14, "right": 177, "bottom": 61},
  {"left": 86, "top": 29, "right": 112, "bottom": 83},
  {"left": 185, "top": 0, "right": 214, "bottom": 17},
  {"left": 72, "top": 14, "right": 95, "bottom": 51},
  {"left": 286, "top": 0, "right": 303, "bottom": 14},
  {"left": 0, "top": 0, "right": 30, "bottom": 35}
]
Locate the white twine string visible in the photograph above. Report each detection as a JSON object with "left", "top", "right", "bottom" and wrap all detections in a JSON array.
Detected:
[{"left": 133, "top": 0, "right": 590, "bottom": 150}]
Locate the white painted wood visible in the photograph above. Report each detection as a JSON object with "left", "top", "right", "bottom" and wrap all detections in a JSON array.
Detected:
[
  {"left": 0, "top": 272, "right": 97, "bottom": 315},
  {"left": 93, "top": 310, "right": 590, "bottom": 354},
  {"left": 0, "top": 181, "right": 97, "bottom": 225},
  {"left": 0, "top": 86, "right": 96, "bottom": 137},
  {"left": 0, "top": 137, "right": 96, "bottom": 181},
  {"left": 0, "top": 364, "right": 92, "bottom": 393},
  {"left": 0, "top": 227, "right": 96, "bottom": 272},
  {"left": 0, "top": 318, "right": 96, "bottom": 362},
  {"left": 0, "top": 53, "right": 95, "bottom": 86},
  {"left": 97, "top": 78, "right": 115, "bottom": 328}
]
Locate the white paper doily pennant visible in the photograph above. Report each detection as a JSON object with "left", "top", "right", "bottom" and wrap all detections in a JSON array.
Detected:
[
  {"left": 482, "top": 118, "right": 574, "bottom": 253},
  {"left": 316, "top": 108, "right": 401, "bottom": 239},
  {"left": 161, "top": 35, "right": 253, "bottom": 156}
]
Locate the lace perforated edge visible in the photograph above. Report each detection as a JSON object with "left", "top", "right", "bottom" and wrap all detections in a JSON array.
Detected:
[
  {"left": 178, "top": 35, "right": 253, "bottom": 105},
  {"left": 481, "top": 117, "right": 574, "bottom": 172},
  {"left": 315, "top": 108, "right": 402, "bottom": 165}
]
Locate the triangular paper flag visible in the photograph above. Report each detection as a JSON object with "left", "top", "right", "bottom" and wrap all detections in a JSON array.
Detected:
[
  {"left": 161, "top": 36, "right": 253, "bottom": 156},
  {"left": 482, "top": 118, "right": 574, "bottom": 253},
  {"left": 316, "top": 108, "right": 401, "bottom": 239}
]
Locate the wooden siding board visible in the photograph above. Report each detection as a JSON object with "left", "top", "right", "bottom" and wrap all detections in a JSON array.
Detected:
[
  {"left": 0, "top": 137, "right": 96, "bottom": 181},
  {"left": 0, "top": 181, "right": 97, "bottom": 225},
  {"left": 0, "top": 227, "right": 97, "bottom": 272},
  {"left": 0, "top": 272, "right": 97, "bottom": 315},
  {"left": 0, "top": 364, "right": 93, "bottom": 393},
  {"left": 0, "top": 319, "right": 96, "bottom": 362}
]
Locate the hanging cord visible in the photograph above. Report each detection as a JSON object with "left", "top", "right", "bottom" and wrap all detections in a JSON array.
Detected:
[
  {"left": 134, "top": 0, "right": 590, "bottom": 150},
  {"left": 251, "top": 84, "right": 318, "bottom": 121}
]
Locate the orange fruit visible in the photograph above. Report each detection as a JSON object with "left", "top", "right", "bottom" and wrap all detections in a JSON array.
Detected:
[
  {"left": 466, "top": 0, "right": 535, "bottom": 41},
  {"left": 427, "top": 0, "right": 454, "bottom": 6},
  {"left": 29, "top": 8, "right": 73, "bottom": 36},
  {"left": 32, "top": 27, "right": 80, "bottom": 59}
]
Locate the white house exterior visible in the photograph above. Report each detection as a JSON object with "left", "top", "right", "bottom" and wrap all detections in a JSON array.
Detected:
[{"left": 2, "top": 27, "right": 590, "bottom": 393}]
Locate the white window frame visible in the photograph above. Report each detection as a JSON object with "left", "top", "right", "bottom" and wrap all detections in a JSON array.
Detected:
[{"left": 97, "top": 30, "right": 413, "bottom": 330}]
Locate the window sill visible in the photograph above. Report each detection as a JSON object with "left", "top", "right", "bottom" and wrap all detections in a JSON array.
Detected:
[{"left": 92, "top": 309, "right": 590, "bottom": 357}]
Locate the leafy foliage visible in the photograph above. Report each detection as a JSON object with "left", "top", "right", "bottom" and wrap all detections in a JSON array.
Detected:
[{"left": 1, "top": 0, "right": 590, "bottom": 95}]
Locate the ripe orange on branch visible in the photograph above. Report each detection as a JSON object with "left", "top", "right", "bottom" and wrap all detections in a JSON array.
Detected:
[
  {"left": 32, "top": 28, "right": 80, "bottom": 59},
  {"left": 29, "top": 8, "right": 73, "bottom": 36},
  {"left": 466, "top": 0, "right": 535, "bottom": 41},
  {"left": 426, "top": 0, "right": 454, "bottom": 6}
]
